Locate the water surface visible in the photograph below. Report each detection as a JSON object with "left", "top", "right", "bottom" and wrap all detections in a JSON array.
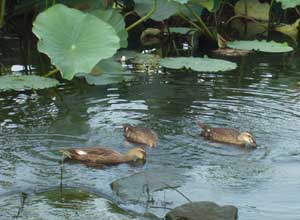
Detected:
[{"left": 0, "top": 54, "right": 300, "bottom": 219}]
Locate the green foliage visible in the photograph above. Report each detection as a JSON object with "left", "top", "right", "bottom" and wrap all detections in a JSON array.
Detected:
[
  {"left": 234, "top": 0, "right": 270, "bottom": 21},
  {"left": 169, "top": 27, "right": 195, "bottom": 34},
  {"left": 91, "top": 9, "right": 128, "bottom": 48},
  {"left": 174, "top": 0, "right": 220, "bottom": 12},
  {"left": 275, "top": 19, "right": 300, "bottom": 42},
  {"left": 173, "top": 0, "right": 188, "bottom": 3},
  {"left": 0, "top": 75, "right": 59, "bottom": 91},
  {"left": 32, "top": 4, "right": 120, "bottom": 80},
  {"left": 77, "top": 58, "right": 133, "bottom": 85},
  {"left": 227, "top": 40, "right": 293, "bottom": 53},
  {"left": 276, "top": 0, "right": 300, "bottom": 9},
  {"left": 134, "top": 0, "right": 178, "bottom": 21},
  {"left": 160, "top": 57, "right": 237, "bottom": 72},
  {"left": 189, "top": 0, "right": 221, "bottom": 12}
]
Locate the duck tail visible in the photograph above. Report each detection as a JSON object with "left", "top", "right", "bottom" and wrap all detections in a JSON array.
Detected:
[
  {"left": 197, "top": 122, "right": 207, "bottom": 129},
  {"left": 60, "top": 149, "right": 73, "bottom": 158}
]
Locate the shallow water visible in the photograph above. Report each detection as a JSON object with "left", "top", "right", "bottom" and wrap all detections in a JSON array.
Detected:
[{"left": 0, "top": 54, "right": 300, "bottom": 219}]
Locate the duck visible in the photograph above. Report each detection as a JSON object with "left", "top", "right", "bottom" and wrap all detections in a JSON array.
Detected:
[
  {"left": 123, "top": 123, "right": 158, "bottom": 147},
  {"left": 60, "top": 147, "right": 146, "bottom": 167},
  {"left": 198, "top": 122, "right": 257, "bottom": 148}
]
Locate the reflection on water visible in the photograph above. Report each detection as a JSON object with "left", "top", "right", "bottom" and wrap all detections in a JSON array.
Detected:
[{"left": 0, "top": 54, "right": 300, "bottom": 219}]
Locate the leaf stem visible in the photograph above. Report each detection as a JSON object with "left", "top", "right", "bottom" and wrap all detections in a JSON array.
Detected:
[
  {"left": 125, "top": 0, "right": 157, "bottom": 31},
  {"left": 44, "top": 68, "right": 59, "bottom": 77},
  {"left": 0, "top": 0, "right": 6, "bottom": 28},
  {"left": 184, "top": 4, "right": 214, "bottom": 39},
  {"left": 177, "top": 7, "right": 203, "bottom": 33},
  {"left": 268, "top": 0, "right": 275, "bottom": 38}
]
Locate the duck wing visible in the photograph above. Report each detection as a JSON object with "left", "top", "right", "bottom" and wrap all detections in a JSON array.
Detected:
[
  {"left": 61, "top": 147, "right": 122, "bottom": 164},
  {"left": 124, "top": 126, "right": 158, "bottom": 147},
  {"left": 211, "top": 128, "right": 239, "bottom": 144}
]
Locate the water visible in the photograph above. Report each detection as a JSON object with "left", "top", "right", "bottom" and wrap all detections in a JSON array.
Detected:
[{"left": 0, "top": 54, "right": 300, "bottom": 219}]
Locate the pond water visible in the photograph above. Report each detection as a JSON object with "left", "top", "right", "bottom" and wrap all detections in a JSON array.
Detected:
[{"left": 0, "top": 53, "right": 300, "bottom": 219}]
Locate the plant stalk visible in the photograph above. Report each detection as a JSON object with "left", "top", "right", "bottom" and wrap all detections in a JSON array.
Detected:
[
  {"left": 44, "top": 68, "right": 59, "bottom": 77},
  {"left": 268, "top": 0, "right": 275, "bottom": 39},
  {"left": 125, "top": 0, "right": 157, "bottom": 31},
  {"left": 177, "top": 9, "right": 203, "bottom": 33},
  {"left": 185, "top": 4, "right": 214, "bottom": 39},
  {"left": 0, "top": 0, "right": 6, "bottom": 28}
]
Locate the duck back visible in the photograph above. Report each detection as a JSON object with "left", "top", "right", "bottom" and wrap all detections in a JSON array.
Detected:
[
  {"left": 124, "top": 125, "right": 158, "bottom": 147},
  {"left": 208, "top": 128, "right": 241, "bottom": 145}
]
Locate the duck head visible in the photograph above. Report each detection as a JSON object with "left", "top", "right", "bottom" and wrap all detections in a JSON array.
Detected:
[
  {"left": 238, "top": 132, "right": 257, "bottom": 148},
  {"left": 123, "top": 123, "right": 133, "bottom": 133},
  {"left": 127, "top": 147, "right": 146, "bottom": 161}
]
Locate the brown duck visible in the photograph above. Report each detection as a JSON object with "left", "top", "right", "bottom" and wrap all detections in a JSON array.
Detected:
[
  {"left": 198, "top": 122, "right": 257, "bottom": 148},
  {"left": 123, "top": 124, "right": 158, "bottom": 147},
  {"left": 60, "top": 147, "right": 146, "bottom": 166}
]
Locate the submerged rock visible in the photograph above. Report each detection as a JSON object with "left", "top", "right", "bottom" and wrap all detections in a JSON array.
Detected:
[
  {"left": 111, "top": 168, "right": 187, "bottom": 203},
  {"left": 165, "top": 201, "right": 238, "bottom": 220}
]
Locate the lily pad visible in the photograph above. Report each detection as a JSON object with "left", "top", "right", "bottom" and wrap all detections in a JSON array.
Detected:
[
  {"left": 160, "top": 57, "right": 237, "bottom": 72},
  {"left": 77, "top": 58, "right": 133, "bottom": 85},
  {"left": 0, "top": 75, "right": 59, "bottom": 91},
  {"left": 91, "top": 9, "right": 128, "bottom": 48},
  {"left": 276, "top": 0, "right": 300, "bottom": 9},
  {"left": 32, "top": 4, "right": 120, "bottom": 80},
  {"left": 227, "top": 40, "right": 293, "bottom": 53},
  {"left": 134, "top": 0, "right": 179, "bottom": 21}
]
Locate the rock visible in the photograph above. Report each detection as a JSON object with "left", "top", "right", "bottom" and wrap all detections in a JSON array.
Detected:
[
  {"left": 111, "top": 168, "right": 187, "bottom": 203},
  {"left": 165, "top": 201, "right": 238, "bottom": 220}
]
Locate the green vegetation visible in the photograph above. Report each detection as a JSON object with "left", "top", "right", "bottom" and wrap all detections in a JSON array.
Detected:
[{"left": 0, "top": 0, "right": 299, "bottom": 91}]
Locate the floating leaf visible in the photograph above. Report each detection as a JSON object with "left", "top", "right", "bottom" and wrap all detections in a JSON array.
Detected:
[
  {"left": 91, "top": 9, "right": 128, "bottom": 48},
  {"left": 227, "top": 40, "right": 293, "bottom": 53},
  {"left": 0, "top": 75, "right": 59, "bottom": 91},
  {"left": 77, "top": 58, "right": 133, "bottom": 85},
  {"left": 134, "top": 0, "right": 178, "bottom": 21},
  {"left": 234, "top": 0, "right": 270, "bottom": 21},
  {"left": 276, "top": 0, "right": 300, "bottom": 9},
  {"left": 32, "top": 4, "right": 120, "bottom": 80},
  {"left": 160, "top": 57, "right": 237, "bottom": 72}
]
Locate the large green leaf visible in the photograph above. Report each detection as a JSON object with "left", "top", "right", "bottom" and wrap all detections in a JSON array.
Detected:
[
  {"left": 234, "top": 0, "right": 270, "bottom": 21},
  {"left": 160, "top": 57, "right": 237, "bottom": 72},
  {"left": 0, "top": 75, "right": 59, "bottom": 91},
  {"left": 189, "top": 0, "right": 221, "bottom": 12},
  {"left": 91, "top": 9, "right": 128, "bottom": 48},
  {"left": 179, "top": 3, "right": 203, "bottom": 20},
  {"left": 134, "top": 0, "right": 179, "bottom": 21},
  {"left": 275, "top": 19, "right": 300, "bottom": 42},
  {"left": 227, "top": 40, "right": 293, "bottom": 53},
  {"left": 173, "top": 0, "right": 188, "bottom": 3},
  {"left": 77, "top": 58, "right": 133, "bottom": 85},
  {"left": 32, "top": 4, "right": 120, "bottom": 80},
  {"left": 276, "top": 0, "right": 300, "bottom": 9},
  {"left": 169, "top": 27, "right": 195, "bottom": 34}
]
